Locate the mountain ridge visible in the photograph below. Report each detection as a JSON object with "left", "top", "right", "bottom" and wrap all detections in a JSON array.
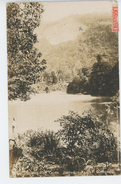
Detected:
[{"left": 34, "top": 12, "right": 118, "bottom": 75}]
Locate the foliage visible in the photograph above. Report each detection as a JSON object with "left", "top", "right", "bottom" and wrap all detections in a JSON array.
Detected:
[
  {"left": 105, "top": 91, "right": 120, "bottom": 120},
  {"left": 16, "top": 110, "right": 118, "bottom": 168},
  {"left": 109, "top": 63, "right": 119, "bottom": 96},
  {"left": 7, "top": 3, "right": 46, "bottom": 101},
  {"left": 41, "top": 71, "right": 58, "bottom": 85},
  {"left": 111, "top": 91, "right": 120, "bottom": 108},
  {"left": 56, "top": 110, "right": 117, "bottom": 164},
  {"left": 38, "top": 14, "right": 118, "bottom": 77},
  {"left": 67, "top": 76, "right": 81, "bottom": 94},
  {"left": 51, "top": 71, "right": 58, "bottom": 84},
  {"left": 67, "top": 75, "right": 89, "bottom": 94},
  {"left": 10, "top": 108, "right": 119, "bottom": 175},
  {"left": 58, "top": 18, "right": 118, "bottom": 96},
  {"left": 79, "top": 21, "right": 118, "bottom": 65},
  {"left": 67, "top": 61, "right": 119, "bottom": 97},
  {"left": 32, "top": 81, "right": 67, "bottom": 94},
  {"left": 7, "top": 8, "right": 119, "bottom": 97},
  {"left": 89, "top": 62, "right": 119, "bottom": 96},
  {"left": 17, "top": 130, "right": 60, "bottom": 161}
]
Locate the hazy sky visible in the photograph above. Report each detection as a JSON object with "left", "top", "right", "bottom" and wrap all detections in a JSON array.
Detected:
[
  {"left": 35, "top": 1, "right": 116, "bottom": 45},
  {"left": 41, "top": 1, "right": 115, "bottom": 22}
]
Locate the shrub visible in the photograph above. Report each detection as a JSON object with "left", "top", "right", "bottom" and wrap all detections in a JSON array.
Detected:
[
  {"left": 24, "top": 130, "right": 60, "bottom": 160},
  {"left": 11, "top": 109, "right": 118, "bottom": 175},
  {"left": 67, "top": 76, "right": 89, "bottom": 94},
  {"left": 56, "top": 110, "right": 118, "bottom": 165}
]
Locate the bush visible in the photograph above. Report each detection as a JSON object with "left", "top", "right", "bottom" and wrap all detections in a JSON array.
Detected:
[
  {"left": 11, "top": 110, "right": 118, "bottom": 175},
  {"left": 17, "top": 130, "right": 59, "bottom": 161},
  {"left": 67, "top": 76, "right": 89, "bottom": 94},
  {"left": 56, "top": 110, "right": 118, "bottom": 164},
  {"left": 89, "top": 62, "right": 119, "bottom": 96}
]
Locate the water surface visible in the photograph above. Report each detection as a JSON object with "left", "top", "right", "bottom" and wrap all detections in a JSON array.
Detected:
[{"left": 8, "top": 91, "right": 118, "bottom": 138}]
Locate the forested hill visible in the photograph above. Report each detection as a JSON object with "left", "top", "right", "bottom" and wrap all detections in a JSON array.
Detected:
[
  {"left": 7, "top": 3, "right": 118, "bottom": 101},
  {"left": 33, "top": 12, "right": 119, "bottom": 97},
  {"left": 35, "top": 12, "right": 118, "bottom": 74}
]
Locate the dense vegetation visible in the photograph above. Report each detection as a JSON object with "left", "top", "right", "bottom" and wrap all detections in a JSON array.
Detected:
[
  {"left": 37, "top": 13, "right": 118, "bottom": 72},
  {"left": 7, "top": 6, "right": 119, "bottom": 99},
  {"left": 7, "top": 1, "right": 120, "bottom": 178},
  {"left": 10, "top": 108, "right": 119, "bottom": 177},
  {"left": 67, "top": 61, "right": 119, "bottom": 96},
  {"left": 65, "top": 16, "right": 118, "bottom": 96},
  {"left": 7, "top": 2, "right": 46, "bottom": 101},
  {"left": 34, "top": 13, "right": 118, "bottom": 97},
  {"left": 35, "top": 13, "right": 118, "bottom": 93}
]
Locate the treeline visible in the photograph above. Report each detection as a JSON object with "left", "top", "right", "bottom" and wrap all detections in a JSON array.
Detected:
[
  {"left": 67, "top": 61, "right": 119, "bottom": 96},
  {"left": 35, "top": 69, "right": 72, "bottom": 93},
  {"left": 40, "top": 70, "right": 71, "bottom": 85}
]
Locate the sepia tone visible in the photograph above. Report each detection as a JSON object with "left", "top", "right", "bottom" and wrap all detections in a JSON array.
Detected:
[{"left": 7, "top": 1, "right": 120, "bottom": 177}]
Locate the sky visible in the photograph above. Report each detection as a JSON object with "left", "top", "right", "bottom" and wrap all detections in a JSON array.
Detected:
[
  {"left": 41, "top": 1, "right": 116, "bottom": 22},
  {"left": 35, "top": 1, "right": 116, "bottom": 45}
]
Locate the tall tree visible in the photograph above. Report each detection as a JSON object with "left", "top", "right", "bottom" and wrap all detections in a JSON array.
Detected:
[
  {"left": 89, "top": 62, "right": 118, "bottom": 96},
  {"left": 7, "top": 2, "right": 46, "bottom": 101}
]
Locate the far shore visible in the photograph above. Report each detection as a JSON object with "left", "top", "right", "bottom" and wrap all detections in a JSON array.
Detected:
[{"left": 8, "top": 91, "right": 104, "bottom": 104}]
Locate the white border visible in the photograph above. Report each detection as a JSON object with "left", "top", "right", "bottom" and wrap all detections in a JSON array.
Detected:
[{"left": 0, "top": 0, "right": 121, "bottom": 184}]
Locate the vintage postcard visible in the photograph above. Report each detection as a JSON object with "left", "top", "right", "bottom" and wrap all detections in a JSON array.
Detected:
[{"left": 7, "top": 1, "right": 120, "bottom": 177}]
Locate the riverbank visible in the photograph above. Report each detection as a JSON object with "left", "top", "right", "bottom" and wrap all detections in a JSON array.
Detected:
[
  {"left": 9, "top": 111, "right": 120, "bottom": 177},
  {"left": 9, "top": 91, "right": 101, "bottom": 104},
  {"left": 11, "top": 155, "right": 121, "bottom": 177},
  {"left": 9, "top": 91, "right": 120, "bottom": 177}
]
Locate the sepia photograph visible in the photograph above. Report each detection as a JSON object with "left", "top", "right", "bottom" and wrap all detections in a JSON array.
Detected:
[{"left": 7, "top": 1, "right": 120, "bottom": 177}]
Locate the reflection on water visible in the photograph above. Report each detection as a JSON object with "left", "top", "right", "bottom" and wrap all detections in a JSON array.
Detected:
[
  {"left": 8, "top": 92, "right": 118, "bottom": 138},
  {"left": 85, "top": 97, "right": 112, "bottom": 103}
]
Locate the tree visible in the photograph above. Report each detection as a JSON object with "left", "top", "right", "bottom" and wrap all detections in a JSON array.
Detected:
[
  {"left": 7, "top": 3, "right": 46, "bottom": 101},
  {"left": 51, "top": 71, "right": 58, "bottom": 84},
  {"left": 57, "top": 70, "right": 64, "bottom": 82},
  {"left": 56, "top": 110, "right": 117, "bottom": 163},
  {"left": 89, "top": 62, "right": 113, "bottom": 96},
  {"left": 79, "top": 22, "right": 118, "bottom": 65},
  {"left": 108, "top": 62, "right": 119, "bottom": 96},
  {"left": 67, "top": 76, "right": 80, "bottom": 94},
  {"left": 43, "top": 71, "right": 49, "bottom": 84},
  {"left": 67, "top": 75, "right": 89, "bottom": 94}
]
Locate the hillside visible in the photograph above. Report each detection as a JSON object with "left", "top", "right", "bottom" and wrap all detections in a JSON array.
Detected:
[{"left": 35, "top": 12, "right": 118, "bottom": 77}]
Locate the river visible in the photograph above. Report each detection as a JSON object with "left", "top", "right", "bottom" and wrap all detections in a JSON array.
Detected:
[{"left": 8, "top": 91, "right": 119, "bottom": 138}]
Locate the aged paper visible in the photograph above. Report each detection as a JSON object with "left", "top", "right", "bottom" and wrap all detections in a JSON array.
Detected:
[{"left": 7, "top": 1, "right": 120, "bottom": 177}]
